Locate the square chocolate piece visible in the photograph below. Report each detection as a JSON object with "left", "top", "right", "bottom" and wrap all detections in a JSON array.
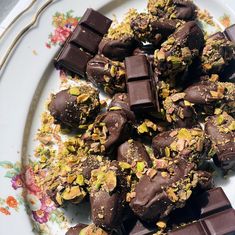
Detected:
[
  {"left": 224, "top": 24, "right": 235, "bottom": 43},
  {"left": 127, "top": 80, "right": 155, "bottom": 112},
  {"left": 168, "top": 222, "right": 206, "bottom": 235},
  {"left": 125, "top": 55, "right": 150, "bottom": 82},
  {"left": 69, "top": 25, "right": 102, "bottom": 54},
  {"left": 194, "top": 187, "right": 231, "bottom": 218},
  {"left": 54, "top": 43, "right": 92, "bottom": 76},
  {"left": 79, "top": 8, "right": 112, "bottom": 35}
]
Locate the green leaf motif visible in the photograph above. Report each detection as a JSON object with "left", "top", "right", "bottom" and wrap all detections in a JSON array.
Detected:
[
  {"left": 4, "top": 171, "right": 17, "bottom": 179},
  {"left": 0, "top": 161, "right": 13, "bottom": 169}
]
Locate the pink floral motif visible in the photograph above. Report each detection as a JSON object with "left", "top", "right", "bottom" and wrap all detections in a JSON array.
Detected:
[
  {"left": 32, "top": 209, "right": 50, "bottom": 224},
  {"left": 11, "top": 174, "right": 23, "bottom": 190},
  {"left": 25, "top": 168, "right": 41, "bottom": 193},
  {"left": 46, "top": 10, "right": 80, "bottom": 48}
]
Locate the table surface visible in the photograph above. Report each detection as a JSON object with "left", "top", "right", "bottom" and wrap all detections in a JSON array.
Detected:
[{"left": 0, "top": 0, "right": 19, "bottom": 23}]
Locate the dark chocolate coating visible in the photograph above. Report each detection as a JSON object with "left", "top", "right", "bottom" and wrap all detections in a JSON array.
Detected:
[
  {"left": 54, "top": 43, "right": 92, "bottom": 77},
  {"left": 205, "top": 113, "right": 235, "bottom": 172},
  {"left": 184, "top": 80, "right": 218, "bottom": 104},
  {"left": 109, "top": 93, "right": 135, "bottom": 121},
  {"left": 117, "top": 140, "right": 152, "bottom": 167},
  {"left": 133, "top": 45, "right": 155, "bottom": 63},
  {"left": 48, "top": 87, "right": 100, "bottom": 128},
  {"left": 83, "top": 110, "right": 132, "bottom": 154},
  {"left": 129, "top": 159, "right": 197, "bottom": 221},
  {"left": 173, "top": 0, "right": 196, "bottom": 20},
  {"left": 102, "top": 111, "right": 132, "bottom": 151},
  {"left": 69, "top": 25, "right": 102, "bottom": 54},
  {"left": 79, "top": 8, "right": 112, "bottom": 35},
  {"left": 66, "top": 223, "right": 87, "bottom": 235},
  {"left": 90, "top": 190, "right": 124, "bottom": 229},
  {"left": 86, "top": 54, "right": 126, "bottom": 96},
  {"left": 99, "top": 37, "right": 138, "bottom": 61},
  {"left": 173, "top": 21, "right": 204, "bottom": 51},
  {"left": 152, "top": 128, "right": 208, "bottom": 162},
  {"left": 125, "top": 55, "right": 150, "bottom": 82}
]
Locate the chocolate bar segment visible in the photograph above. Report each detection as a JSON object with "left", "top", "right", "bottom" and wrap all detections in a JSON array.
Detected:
[
  {"left": 224, "top": 24, "right": 235, "bottom": 43},
  {"left": 69, "top": 25, "right": 102, "bottom": 54},
  {"left": 168, "top": 222, "right": 206, "bottom": 235},
  {"left": 195, "top": 187, "right": 231, "bottom": 218},
  {"left": 79, "top": 8, "right": 112, "bottom": 35},
  {"left": 125, "top": 55, "right": 150, "bottom": 82},
  {"left": 127, "top": 80, "right": 155, "bottom": 112},
  {"left": 202, "top": 209, "right": 235, "bottom": 235},
  {"left": 54, "top": 43, "right": 92, "bottom": 76}
]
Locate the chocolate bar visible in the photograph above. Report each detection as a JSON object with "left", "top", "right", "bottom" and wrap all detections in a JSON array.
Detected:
[
  {"left": 224, "top": 24, "right": 235, "bottom": 43},
  {"left": 168, "top": 209, "right": 235, "bottom": 235},
  {"left": 55, "top": 8, "right": 112, "bottom": 77},
  {"left": 168, "top": 187, "right": 234, "bottom": 234},
  {"left": 125, "top": 55, "right": 159, "bottom": 113}
]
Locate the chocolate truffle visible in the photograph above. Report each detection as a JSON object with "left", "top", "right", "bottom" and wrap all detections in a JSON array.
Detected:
[
  {"left": 49, "top": 85, "right": 100, "bottom": 128},
  {"left": 86, "top": 55, "right": 126, "bottom": 95}
]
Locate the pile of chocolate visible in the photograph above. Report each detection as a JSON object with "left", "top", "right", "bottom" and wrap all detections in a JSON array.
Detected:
[{"left": 44, "top": 1, "right": 235, "bottom": 234}]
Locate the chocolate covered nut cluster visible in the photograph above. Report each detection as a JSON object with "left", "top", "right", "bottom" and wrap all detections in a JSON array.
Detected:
[{"left": 31, "top": 2, "right": 235, "bottom": 235}]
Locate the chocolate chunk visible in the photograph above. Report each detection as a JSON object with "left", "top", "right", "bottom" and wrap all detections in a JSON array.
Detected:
[
  {"left": 69, "top": 25, "right": 102, "bottom": 54},
  {"left": 117, "top": 140, "right": 152, "bottom": 167},
  {"left": 86, "top": 55, "right": 126, "bottom": 96},
  {"left": 79, "top": 8, "right": 112, "bottom": 35},
  {"left": 168, "top": 222, "right": 206, "bottom": 235},
  {"left": 109, "top": 93, "right": 135, "bottom": 121},
  {"left": 129, "top": 158, "right": 198, "bottom": 221},
  {"left": 54, "top": 43, "right": 92, "bottom": 77},
  {"left": 127, "top": 80, "right": 156, "bottom": 112},
  {"left": 194, "top": 187, "right": 231, "bottom": 218},
  {"left": 48, "top": 86, "right": 100, "bottom": 128},
  {"left": 125, "top": 55, "right": 150, "bottom": 82},
  {"left": 201, "top": 32, "right": 235, "bottom": 74},
  {"left": 99, "top": 37, "right": 138, "bottom": 61},
  {"left": 224, "top": 24, "right": 235, "bottom": 43},
  {"left": 205, "top": 112, "right": 235, "bottom": 172},
  {"left": 66, "top": 223, "right": 87, "bottom": 235},
  {"left": 201, "top": 209, "right": 235, "bottom": 235}
]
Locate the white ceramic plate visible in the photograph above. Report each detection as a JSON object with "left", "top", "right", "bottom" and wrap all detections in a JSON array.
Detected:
[{"left": 0, "top": 0, "right": 235, "bottom": 234}]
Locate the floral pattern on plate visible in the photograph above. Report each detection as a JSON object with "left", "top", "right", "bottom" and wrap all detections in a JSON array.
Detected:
[{"left": 45, "top": 10, "right": 80, "bottom": 48}]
